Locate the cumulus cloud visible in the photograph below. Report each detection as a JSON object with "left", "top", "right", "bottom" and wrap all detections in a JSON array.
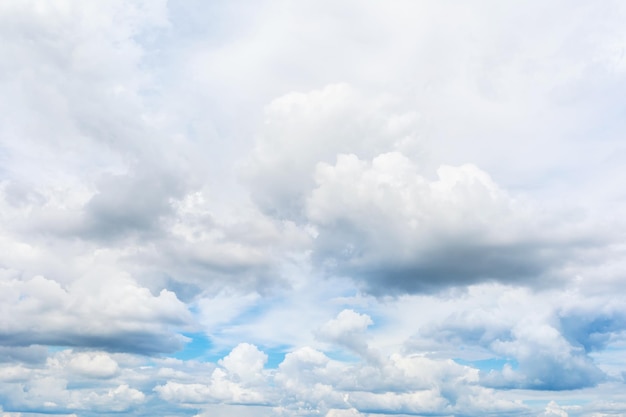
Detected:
[
  {"left": 2, "top": 0, "right": 626, "bottom": 416},
  {"left": 0, "top": 274, "right": 190, "bottom": 354},
  {"left": 408, "top": 285, "right": 619, "bottom": 391},
  {"left": 307, "top": 152, "right": 579, "bottom": 294},
  {"left": 539, "top": 401, "right": 570, "bottom": 417},
  {"left": 244, "top": 83, "right": 421, "bottom": 219},
  {"left": 243, "top": 80, "right": 613, "bottom": 295},
  {"left": 325, "top": 409, "right": 364, "bottom": 417},
  {"left": 272, "top": 345, "right": 525, "bottom": 416},
  {"left": 0, "top": 374, "right": 145, "bottom": 414},
  {"left": 155, "top": 341, "right": 526, "bottom": 416},
  {"left": 155, "top": 343, "right": 269, "bottom": 406},
  {"left": 67, "top": 352, "right": 119, "bottom": 379},
  {"left": 485, "top": 321, "right": 606, "bottom": 390},
  {"left": 219, "top": 343, "right": 268, "bottom": 382},
  {"left": 317, "top": 309, "right": 375, "bottom": 360}
]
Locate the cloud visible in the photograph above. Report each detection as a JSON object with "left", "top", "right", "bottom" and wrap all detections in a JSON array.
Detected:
[
  {"left": 0, "top": 374, "right": 145, "bottom": 414},
  {"left": 67, "top": 352, "right": 119, "bottom": 379},
  {"left": 155, "top": 343, "right": 269, "bottom": 406},
  {"left": 219, "top": 343, "right": 268, "bottom": 383},
  {"left": 325, "top": 409, "right": 364, "bottom": 417},
  {"left": 243, "top": 80, "right": 615, "bottom": 295},
  {"left": 0, "top": 275, "right": 190, "bottom": 354},
  {"left": 2, "top": 1, "right": 626, "bottom": 416},
  {"left": 485, "top": 323, "right": 606, "bottom": 390},
  {"left": 317, "top": 309, "right": 375, "bottom": 360},
  {"left": 243, "top": 84, "right": 421, "bottom": 220},
  {"left": 557, "top": 299, "right": 626, "bottom": 353},
  {"left": 409, "top": 285, "right": 613, "bottom": 391},
  {"left": 0, "top": 346, "right": 47, "bottom": 365},
  {"left": 156, "top": 341, "right": 524, "bottom": 416},
  {"left": 79, "top": 170, "right": 186, "bottom": 241},
  {"left": 307, "top": 152, "right": 583, "bottom": 294},
  {"left": 273, "top": 345, "right": 525, "bottom": 416},
  {"left": 539, "top": 401, "right": 570, "bottom": 417}
]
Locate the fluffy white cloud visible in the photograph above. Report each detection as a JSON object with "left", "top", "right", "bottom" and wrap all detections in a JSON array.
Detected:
[
  {"left": 0, "top": 374, "right": 145, "bottom": 414},
  {"left": 155, "top": 343, "right": 269, "bottom": 406},
  {"left": 219, "top": 343, "right": 268, "bottom": 382},
  {"left": 2, "top": 0, "right": 626, "bottom": 416},
  {"left": 317, "top": 309, "right": 374, "bottom": 359},
  {"left": 398, "top": 284, "right": 626, "bottom": 391},
  {"left": 0, "top": 274, "right": 190, "bottom": 354},
  {"left": 244, "top": 84, "right": 421, "bottom": 220},
  {"left": 152, "top": 336, "right": 526, "bottom": 415},
  {"left": 325, "top": 409, "right": 364, "bottom": 417},
  {"left": 67, "top": 352, "right": 119, "bottom": 379},
  {"left": 273, "top": 345, "right": 525, "bottom": 416},
  {"left": 540, "top": 401, "right": 570, "bottom": 417},
  {"left": 307, "top": 152, "right": 579, "bottom": 293}
]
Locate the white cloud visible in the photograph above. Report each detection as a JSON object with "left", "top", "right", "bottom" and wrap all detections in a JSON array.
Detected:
[
  {"left": 317, "top": 310, "right": 374, "bottom": 360},
  {"left": 244, "top": 84, "right": 421, "bottom": 219},
  {"left": 306, "top": 151, "right": 579, "bottom": 293},
  {"left": 67, "top": 352, "right": 119, "bottom": 379},
  {"left": 325, "top": 409, "right": 364, "bottom": 417},
  {"left": 540, "top": 401, "right": 570, "bottom": 417},
  {"left": 272, "top": 346, "right": 525, "bottom": 416},
  {"left": 156, "top": 343, "right": 269, "bottom": 405},
  {"left": 2, "top": 1, "right": 626, "bottom": 416},
  {"left": 0, "top": 274, "right": 191, "bottom": 354},
  {"left": 219, "top": 343, "right": 268, "bottom": 382},
  {"left": 319, "top": 310, "right": 373, "bottom": 338}
]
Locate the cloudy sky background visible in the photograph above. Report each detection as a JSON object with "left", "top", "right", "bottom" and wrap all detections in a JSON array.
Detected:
[{"left": 1, "top": 1, "right": 626, "bottom": 416}]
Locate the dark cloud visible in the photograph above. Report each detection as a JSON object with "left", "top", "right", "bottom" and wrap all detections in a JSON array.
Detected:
[
  {"left": 0, "top": 331, "right": 186, "bottom": 356},
  {"left": 324, "top": 241, "right": 563, "bottom": 295},
  {"left": 81, "top": 170, "right": 185, "bottom": 241},
  {"left": 0, "top": 346, "right": 48, "bottom": 364}
]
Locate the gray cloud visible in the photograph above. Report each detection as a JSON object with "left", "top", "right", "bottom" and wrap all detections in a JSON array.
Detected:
[
  {"left": 325, "top": 241, "right": 562, "bottom": 295},
  {"left": 306, "top": 153, "right": 598, "bottom": 294},
  {"left": 0, "top": 331, "right": 184, "bottom": 356},
  {"left": 0, "top": 346, "right": 48, "bottom": 365},
  {"left": 80, "top": 170, "right": 186, "bottom": 241}
]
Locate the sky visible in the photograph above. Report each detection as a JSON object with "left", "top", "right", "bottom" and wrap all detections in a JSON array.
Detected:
[{"left": 1, "top": 0, "right": 626, "bottom": 416}]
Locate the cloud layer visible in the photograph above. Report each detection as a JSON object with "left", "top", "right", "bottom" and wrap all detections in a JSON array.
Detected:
[{"left": 1, "top": 1, "right": 626, "bottom": 416}]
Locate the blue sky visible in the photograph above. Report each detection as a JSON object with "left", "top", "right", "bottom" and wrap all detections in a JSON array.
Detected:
[{"left": 1, "top": 1, "right": 626, "bottom": 416}]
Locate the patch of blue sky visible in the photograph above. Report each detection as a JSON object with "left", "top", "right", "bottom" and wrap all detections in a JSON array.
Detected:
[
  {"left": 454, "top": 357, "right": 519, "bottom": 372},
  {"left": 265, "top": 346, "right": 288, "bottom": 368},
  {"left": 174, "top": 332, "right": 288, "bottom": 369},
  {"left": 172, "top": 332, "right": 212, "bottom": 361}
]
